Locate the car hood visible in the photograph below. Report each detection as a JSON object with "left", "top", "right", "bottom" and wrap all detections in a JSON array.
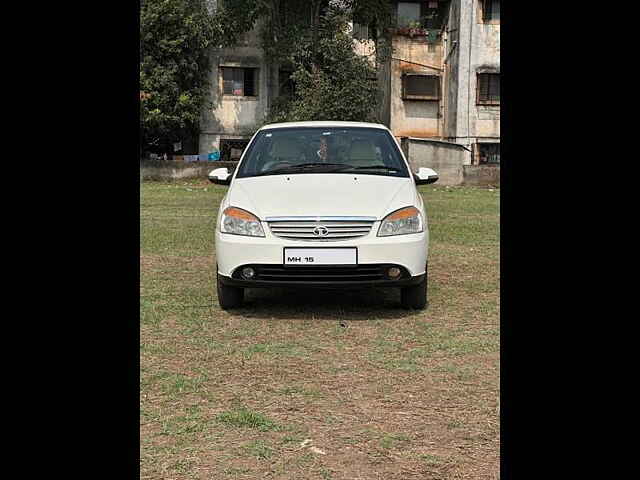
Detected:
[{"left": 227, "top": 174, "right": 417, "bottom": 220}]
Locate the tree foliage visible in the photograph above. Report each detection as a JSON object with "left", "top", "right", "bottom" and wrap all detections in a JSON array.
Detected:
[
  {"left": 139, "top": 0, "right": 395, "bottom": 152},
  {"left": 268, "top": 9, "right": 378, "bottom": 122},
  {"left": 140, "top": 0, "right": 215, "bottom": 153},
  {"left": 211, "top": 0, "right": 394, "bottom": 124}
]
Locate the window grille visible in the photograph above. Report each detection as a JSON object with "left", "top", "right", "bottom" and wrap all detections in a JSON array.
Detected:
[
  {"left": 402, "top": 75, "right": 440, "bottom": 101},
  {"left": 221, "top": 67, "right": 258, "bottom": 97},
  {"left": 483, "top": 0, "right": 500, "bottom": 23},
  {"left": 478, "top": 143, "right": 500, "bottom": 164},
  {"left": 477, "top": 73, "right": 500, "bottom": 104}
]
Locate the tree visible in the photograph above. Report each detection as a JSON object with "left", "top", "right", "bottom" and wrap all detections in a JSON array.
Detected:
[
  {"left": 140, "top": 0, "right": 215, "bottom": 155},
  {"left": 268, "top": 9, "right": 379, "bottom": 122},
  {"left": 211, "top": 0, "right": 394, "bottom": 124}
]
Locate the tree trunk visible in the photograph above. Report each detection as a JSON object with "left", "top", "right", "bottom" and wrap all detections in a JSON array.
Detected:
[{"left": 311, "top": 0, "right": 322, "bottom": 74}]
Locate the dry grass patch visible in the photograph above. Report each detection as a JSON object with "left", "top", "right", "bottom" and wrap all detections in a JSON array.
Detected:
[{"left": 140, "top": 182, "right": 500, "bottom": 479}]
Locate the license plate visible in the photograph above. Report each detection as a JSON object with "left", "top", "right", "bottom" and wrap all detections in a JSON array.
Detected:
[{"left": 284, "top": 247, "right": 357, "bottom": 265}]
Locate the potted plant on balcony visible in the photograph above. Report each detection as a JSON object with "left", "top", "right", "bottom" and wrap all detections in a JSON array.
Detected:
[
  {"left": 406, "top": 20, "right": 427, "bottom": 37},
  {"left": 392, "top": 18, "right": 428, "bottom": 37}
]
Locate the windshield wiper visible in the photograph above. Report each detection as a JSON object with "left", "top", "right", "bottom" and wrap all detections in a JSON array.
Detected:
[
  {"left": 285, "top": 162, "right": 352, "bottom": 170},
  {"left": 340, "top": 165, "right": 400, "bottom": 173},
  {"left": 252, "top": 163, "right": 401, "bottom": 177},
  {"left": 254, "top": 163, "right": 353, "bottom": 176}
]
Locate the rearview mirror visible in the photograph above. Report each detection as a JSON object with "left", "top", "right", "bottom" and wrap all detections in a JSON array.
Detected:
[
  {"left": 208, "top": 167, "right": 231, "bottom": 185},
  {"left": 414, "top": 167, "right": 439, "bottom": 185}
]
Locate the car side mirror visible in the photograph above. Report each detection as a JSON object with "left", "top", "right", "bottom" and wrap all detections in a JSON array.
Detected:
[
  {"left": 208, "top": 167, "right": 231, "bottom": 185},
  {"left": 414, "top": 167, "right": 439, "bottom": 185}
]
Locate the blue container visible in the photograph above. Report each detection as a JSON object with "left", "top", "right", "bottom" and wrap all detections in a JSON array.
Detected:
[{"left": 208, "top": 151, "right": 221, "bottom": 161}]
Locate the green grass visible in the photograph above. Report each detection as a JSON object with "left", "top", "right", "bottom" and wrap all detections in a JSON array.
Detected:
[
  {"left": 222, "top": 466, "right": 251, "bottom": 476},
  {"left": 140, "top": 180, "right": 500, "bottom": 479},
  {"left": 242, "top": 342, "right": 308, "bottom": 359},
  {"left": 216, "top": 407, "right": 281, "bottom": 431},
  {"left": 277, "top": 386, "right": 323, "bottom": 398},
  {"left": 160, "top": 373, "right": 208, "bottom": 395},
  {"left": 379, "top": 433, "right": 411, "bottom": 449},
  {"left": 160, "top": 406, "right": 208, "bottom": 436},
  {"left": 242, "top": 440, "right": 274, "bottom": 459},
  {"left": 419, "top": 453, "right": 444, "bottom": 465}
]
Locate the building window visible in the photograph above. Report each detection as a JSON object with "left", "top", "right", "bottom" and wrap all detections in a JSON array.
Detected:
[
  {"left": 477, "top": 73, "right": 500, "bottom": 105},
  {"left": 221, "top": 67, "right": 258, "bottom": 97},
  {"left": 397, "top": 1, "right": 444, "bottom": 30},
  {"left": 352, "top": 22, "right": 371, "bottom": 40},
  {"left": 478, "top": 143, "right": 500, "bottom": 164},
  {"left": 397, "top": 2, "right": 422, "bottom": 27},
  {"left": 482, "top": 0, "right": 500, "bottom": 24},
  {"left": 402, "top": 75, "right": 440, "bottom": 101},
  {"left": 220, "top": 139, "right": 249, "bottom": 162}
]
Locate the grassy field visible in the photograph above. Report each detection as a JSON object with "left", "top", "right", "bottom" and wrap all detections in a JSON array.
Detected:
[{"left": 140, "top": 179, "right": 500, "bottom": 480}]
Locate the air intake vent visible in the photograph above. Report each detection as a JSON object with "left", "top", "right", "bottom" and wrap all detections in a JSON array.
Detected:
[{"left": 266, "top": 216, "right": 376, "bottom": 241}]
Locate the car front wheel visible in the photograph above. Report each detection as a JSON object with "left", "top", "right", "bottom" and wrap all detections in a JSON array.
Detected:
[
  {"left": 217, "top": 271, "right": 244, "bottom": 310},
  {"left": 400, "top": 264, "right": 428, "bottom": 310}
]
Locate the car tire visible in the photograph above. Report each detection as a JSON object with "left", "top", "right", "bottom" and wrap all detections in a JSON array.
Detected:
[
  {"left": 217, "top": 271, "right": 244, "bottom": 309},
  {"left": 400, "top": 264, "right": 428, "bottom": 310}
]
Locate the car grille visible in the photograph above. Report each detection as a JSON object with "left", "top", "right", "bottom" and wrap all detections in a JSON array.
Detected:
[
  {"left": 266, "top": 216, "right": 376, "bottom": 241},
  {"left": 232, "top": 264, "right": 409, "bottom": 283}
]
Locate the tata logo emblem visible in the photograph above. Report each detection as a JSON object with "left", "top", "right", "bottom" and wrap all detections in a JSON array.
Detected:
[{"left": 313, "top": 226, "right": 329, "bottom": 237}]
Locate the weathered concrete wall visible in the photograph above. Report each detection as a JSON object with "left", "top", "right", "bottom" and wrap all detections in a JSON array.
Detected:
[
  {"left": 442, "top": 0, "right": 461, "bottom": 141},
  {"left": 197, "top": 0, "right": 500, "bottom": 173},
  {"left": 389, "top": 35, "right": 443, "bottom": 139},
  {"left": 471, "top": 15, "right": 500, "bottom": 140},
  {"left": 403, "top": 138, "right": 468, "bottom": 186},
  {"left": 140, "top": 161, "right": 237, "bottom": 181},
  {"left": 463, "top": 164, "right": 500, "bottom": 186},
  {"left": 199, "top": 19, "right": 271, "bottom": 155},
  {"left": 446, "top": 0, "right": 500, "bottom": 163}
]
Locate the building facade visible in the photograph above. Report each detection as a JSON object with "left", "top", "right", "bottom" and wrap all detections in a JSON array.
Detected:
[
  {"left": 199, "top": 0, "right": 500, "bottom": 170},
  {"left": 441, "top": 0, "right": 500, "bottom": 165},
  {"left": 198, "top": 18, "right": 273, "bottom": 161}
]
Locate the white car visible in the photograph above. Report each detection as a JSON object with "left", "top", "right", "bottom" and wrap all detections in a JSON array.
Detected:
[{"left": 209, "top": 121, "right": 439, "bottom": 310}]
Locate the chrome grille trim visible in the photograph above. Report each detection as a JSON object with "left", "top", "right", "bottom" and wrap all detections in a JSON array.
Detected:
[
  {"left": 266, "top": 216, "right": 376, "bottom": 241},
  {"left": 265, "top": 216, "right": 377, "bottom": 222}
]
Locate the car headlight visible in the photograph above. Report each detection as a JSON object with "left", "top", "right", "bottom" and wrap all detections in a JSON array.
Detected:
[
  {"left": 220, "top": 207, "right": 265, "bottom": 237},
  {"left": 377, "top": 206, "right": 423, "bottom": 237}
]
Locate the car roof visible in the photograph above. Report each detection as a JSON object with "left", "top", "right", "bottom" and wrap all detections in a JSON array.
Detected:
[{"left": 258, "top": 121, "right": 390, "bottom": 131}]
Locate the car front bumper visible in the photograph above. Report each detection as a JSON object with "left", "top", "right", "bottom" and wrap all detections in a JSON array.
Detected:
[
  {"left": 215, "top": 222, "right": 428, "bottom": 286},
  {"left": 218, "top": 263, "right": 426, "bottom": 289}
]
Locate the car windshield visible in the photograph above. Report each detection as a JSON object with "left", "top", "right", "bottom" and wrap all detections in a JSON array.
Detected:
[{"left": 235, "top": 127, "right": 410, "bottom": 178}]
